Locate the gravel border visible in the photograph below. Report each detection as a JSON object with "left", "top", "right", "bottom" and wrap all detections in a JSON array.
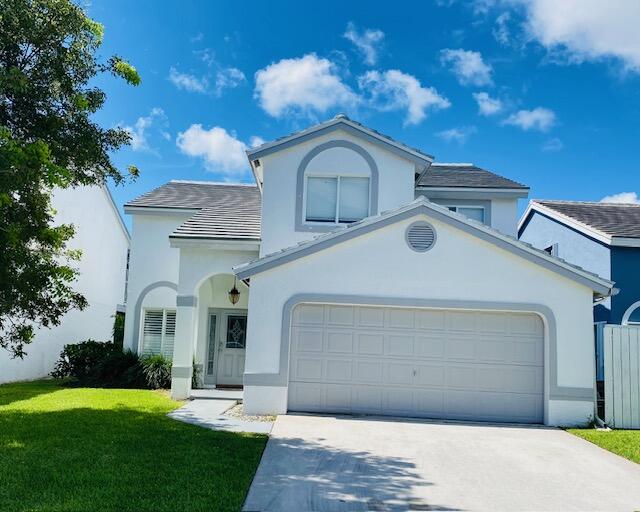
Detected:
[{"left": 224, "top": 403, "right": 276, "bottom": 423}]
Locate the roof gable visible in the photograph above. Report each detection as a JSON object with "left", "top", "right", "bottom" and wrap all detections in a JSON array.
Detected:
[
  {"left": 235, "top": 198, "right": 613, "bottom": 296},
  {"left": 246, "top": 114, "right": 433, "bottom": 166},
  {"left": 519, "top": 200, "right": 640, "bottom": 247}
]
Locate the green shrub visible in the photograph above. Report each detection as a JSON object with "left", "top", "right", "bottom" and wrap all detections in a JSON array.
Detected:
[
  {"left": 140, "top": 354, "right": 172, "bottom": 389},
  {"left": 51, "top": 340, "right": 117, "bottom": 382},
  {"left": 112, "top": 312, "right": 125, "bottom": 349},
  {"left": 91, "top": 349, "right": 147, "bottom": 389}
]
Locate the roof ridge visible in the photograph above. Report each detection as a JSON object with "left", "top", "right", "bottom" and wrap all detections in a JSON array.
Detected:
[
  {"left": 535, "top": 199, "right": 640, "bottom": 207},
  {"left": 169, "top": 180, "right": 257, "bottom": 187},
  {"left": 431, "top": 162, "right": 475, "bottom": 167}
]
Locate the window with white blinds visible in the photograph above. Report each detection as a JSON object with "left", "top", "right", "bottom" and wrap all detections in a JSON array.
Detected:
[{"left": 141, "top": 309, "right": 176, "bottom": 359}]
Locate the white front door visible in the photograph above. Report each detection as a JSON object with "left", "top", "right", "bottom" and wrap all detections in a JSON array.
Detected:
[{"left": 216, "top": 312, "right": 247, "bottom": 386}]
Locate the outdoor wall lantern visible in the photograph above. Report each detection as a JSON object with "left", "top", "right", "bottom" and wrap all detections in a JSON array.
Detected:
[{"left": 228, "top": 277, "right": 241, "bottom": 305}]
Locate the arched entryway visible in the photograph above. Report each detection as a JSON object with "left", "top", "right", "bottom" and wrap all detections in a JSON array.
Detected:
[{"left": 193, "top": 273, "right": 249, "bottom": 388}]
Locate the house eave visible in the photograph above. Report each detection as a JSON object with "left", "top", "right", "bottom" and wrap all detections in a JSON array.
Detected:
[
  {"left": 169, "top": 236, "right": 260, "bottom": 251},
  {"left": 234, "top": 198, "right": 614, "bottom": 296},
  {"left": 416, "top": 186, "right": 529, "bottom": 200}
]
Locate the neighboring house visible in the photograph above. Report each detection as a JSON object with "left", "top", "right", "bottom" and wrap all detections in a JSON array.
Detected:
[
  {"left": 518, "top": 200, "right": 640, "bottom": 383},
  {"left": 123, "top": 115, "right": 614, "bottom": 426},
  {"left": 1, "top": 185, "right": 130, "bottom": 383}
]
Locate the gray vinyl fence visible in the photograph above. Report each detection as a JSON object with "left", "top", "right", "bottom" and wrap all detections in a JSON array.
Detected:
[{"left": 604, "top": 324, "right": 640, "bottom": 429}]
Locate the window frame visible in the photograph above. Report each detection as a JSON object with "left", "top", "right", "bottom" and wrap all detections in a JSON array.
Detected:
[
  {"left": 303, "top": 174, "right": 371, "bottom": 225},
  {"left": 140, "top": 308, "right": 176, "bottom": 359},
  {"left": 445, "top": 205, "right": 486, "bottom": 223}
]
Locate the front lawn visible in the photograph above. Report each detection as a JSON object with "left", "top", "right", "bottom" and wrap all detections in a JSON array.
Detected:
[
  {"left": 569, "top": 428, "right": 640, "bottom": 464},
  {"left": 0, "top": 380, "right": 267, "bottom": 512}
]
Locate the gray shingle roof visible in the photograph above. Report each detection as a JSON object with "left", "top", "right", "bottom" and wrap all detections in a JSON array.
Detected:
[
  {"left": 126, "top": 180, "right": 261, "bottom": 241},
  {"left": 125, "top": 180, "right": 259, "bottom": 210},
  {"left": 536, "top": 200, "right": 640, "bottom": 239},
  {"left": 417, "top": 163, "right": 528, "bottom": 189}
]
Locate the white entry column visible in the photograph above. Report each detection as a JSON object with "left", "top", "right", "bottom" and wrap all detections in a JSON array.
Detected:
[{"left": 171, "top": 294, "right": 198, "bottom": 399}]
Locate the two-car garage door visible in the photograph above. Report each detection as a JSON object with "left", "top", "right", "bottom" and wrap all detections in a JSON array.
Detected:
[{"left": 288, "top": 303, "right": 544, "bottom": 424}]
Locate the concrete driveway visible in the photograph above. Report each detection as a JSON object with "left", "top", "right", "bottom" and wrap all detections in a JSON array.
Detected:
[{"left": 243, "top": 414, "right": 640, "bottom": 511}]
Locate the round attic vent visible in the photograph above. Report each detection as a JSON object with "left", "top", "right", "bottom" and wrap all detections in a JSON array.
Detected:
[{"left": 406, "top": 221, "right": 436, "bottom": 252}]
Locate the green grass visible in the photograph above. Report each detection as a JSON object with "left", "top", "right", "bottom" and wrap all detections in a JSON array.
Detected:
[
  {"left": 0, "top": 380, "right": 267, "bottom": 512},
  {"left": 569, "top": 428, "right": 640, "bottom": 464}
]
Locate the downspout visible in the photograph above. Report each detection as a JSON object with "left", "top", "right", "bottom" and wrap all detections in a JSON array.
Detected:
[{"left": 592, "top": 292, "right": 616, "bottom": 429}]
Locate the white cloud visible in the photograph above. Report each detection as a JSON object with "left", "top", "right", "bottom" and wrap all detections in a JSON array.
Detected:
[
  {"left": 176, "top": 124, "right": 252, "bottom": 176},
  {"left": 541, "top": 137, "right": 563, "bottom": 152},
  {"left": 254, "top": 54, "right": 358, "bottom": 118},
  {"left": 122, "top": 108, "right": 167, "bottom": 152},
  {"left": 440, "top": 48, "right": 493, "bottom": 86},
  {"left": 249, "top": 136, "right": 265, "bottom": 148},
  {"left": 472, "top": 91, "right": 503, "bottom": 116},
  {"left": 214, "top": 67, "right": 246, "bottom": 96},
  {"left": 358, "top": 69, "right": 451, "bottom": 125},
  {"left": 436, "top": 126, "right": 477, "bottom": 144},
  {"left": 522, "top": 0, "right": 640, "bottom": 72},
  {"left": 600, "top": 191, "right": 640, "bottom": 204},
  {"left": 169, "top": 67, "right": 208, "bottom": 93},
  {"left": 343, "top": 22, "right": 385, "bottom": 66},
  {"left": 503, "top": 107, "right": 556, "bottom": 131},
  {"left": 493, "top": 12, "right": 511, "bottom": 45}
]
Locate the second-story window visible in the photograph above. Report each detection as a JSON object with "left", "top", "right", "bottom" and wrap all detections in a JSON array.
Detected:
[
  {"left": 305, "top": 176, "right": 370, "bottom": 223},
  {"left": 447, "top": 206, "right": 485, "bottom": 223}
]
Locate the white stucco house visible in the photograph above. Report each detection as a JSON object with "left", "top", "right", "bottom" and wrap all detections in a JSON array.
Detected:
[
  {"left": 123, "top": 115, "right": 614, "bottom": 426},
  {"left": 1, "top": 185, "right": 130, "bottom": 383}
]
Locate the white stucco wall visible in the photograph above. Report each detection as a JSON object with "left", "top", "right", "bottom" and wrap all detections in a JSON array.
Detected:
[
  {"left": 259, "top": 129, "right": 416, "bottom": 255},
  {"left": 1, "top": 186, "right": 129, "bottom": 383},
  {"left": 243, "top": 211, "right": 596, "bottom": 425},
  {"left": 123, "top": 212, "right": 190, "bottom": 352},
  {"left": 491, "top": 198, "right": 519, "bottom": 237}
]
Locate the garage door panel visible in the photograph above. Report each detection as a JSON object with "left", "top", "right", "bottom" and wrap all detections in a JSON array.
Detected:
[
  {"left": 415, "top": 310, "right": 446, "bottom": 330},
  {"left": 415, "top": 365, "right": 446, "bottom": 386},
  {"left": 387, "top": 334, "right": 414, "bottom": 356},
  {"left": 415, "top": 336, "right": 445, "bottom": 358},
  {"left": 293, "top": 328, "right": 324, "bottom": 352},
  {"left": 326, "top": 332, "right": 354, "bottom": 353},
  {"left": 388, "top": 363, "right": 414, "bottom": 385},
  {"left": 356, "top": 333, "right": 384, "bottom": 355},
  {"left": 358, "top": 307, "right": 385, "bottom": 327},
  {"left": 293, "top": 358, "right": 324, "bottom": 380},
  {"left": 446, "top": 337, "right": 477, "bottom": 360},
  {"left": 327, "top": 305, "right": 355, "bottom": 326},
  {"left": 289, "top": 304, "right": 544, "bottom": 423},
  {"left": 355, "top": 361, "right": 383, "bottom": 383},
  {"left": 293, "top": 304, "right": 325, "bottom": 324},
  {"left": 325, "top": 359, "right": 352, "bottom": 381},
  {"left": 388, "top": 309, "right": 414, "bottom": 329}
]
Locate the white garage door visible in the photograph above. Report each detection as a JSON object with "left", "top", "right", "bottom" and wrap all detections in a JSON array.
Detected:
[{"left": 288, "top": 304, "right": 544, "bottom": 423}]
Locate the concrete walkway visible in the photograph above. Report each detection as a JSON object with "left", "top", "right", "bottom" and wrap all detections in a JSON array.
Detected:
[
  {"left": 168, "top": 398, "right": 272, "bottom": 434},
  {"left": 243, "top": 414, "right": 640, "bottom": 511}
]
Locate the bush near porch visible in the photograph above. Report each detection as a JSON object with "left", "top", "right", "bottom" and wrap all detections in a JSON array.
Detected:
[
  {"left": 0, "top": 380, "right": 267, "bottom": 512},
  {"left": 51, "top": 340, "right": 173, "bottom": 389}
]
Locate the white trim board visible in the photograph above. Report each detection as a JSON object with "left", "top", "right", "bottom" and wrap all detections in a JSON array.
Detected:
[{"left": 235, "top": 197, "right": 614, "bottom": 296}]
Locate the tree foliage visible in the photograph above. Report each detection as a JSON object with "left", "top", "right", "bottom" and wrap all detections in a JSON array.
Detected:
[{"left": 0, "top": 0, "right": 139, "bottom": 357}]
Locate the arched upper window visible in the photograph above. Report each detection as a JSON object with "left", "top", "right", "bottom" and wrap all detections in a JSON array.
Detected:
[
  {"left": 296, "top": 140, "right": 379, "bottom": 232},
  {"left": 622, "top": 300, "right": 640, "bottom": 325}
]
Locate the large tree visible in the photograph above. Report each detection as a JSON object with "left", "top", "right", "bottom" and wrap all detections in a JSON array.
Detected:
[{"left": 0, "top": 0, "right": 140, "bottom": 357}]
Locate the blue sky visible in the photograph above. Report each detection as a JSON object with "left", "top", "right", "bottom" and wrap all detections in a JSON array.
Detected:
[{"left": 87, "top": 0, "right": 640, "bottom": 224}]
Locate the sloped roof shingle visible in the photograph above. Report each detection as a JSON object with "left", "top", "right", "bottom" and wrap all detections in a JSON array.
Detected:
[
  {"left": 417, "top": 163, "right": 528, "bottom": 190},
  {"left": 535, "top": 200, "right": 640, "bottom": 239},
  {"left": 125, "top": 181, "right": 261, "bottom": 241}
]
